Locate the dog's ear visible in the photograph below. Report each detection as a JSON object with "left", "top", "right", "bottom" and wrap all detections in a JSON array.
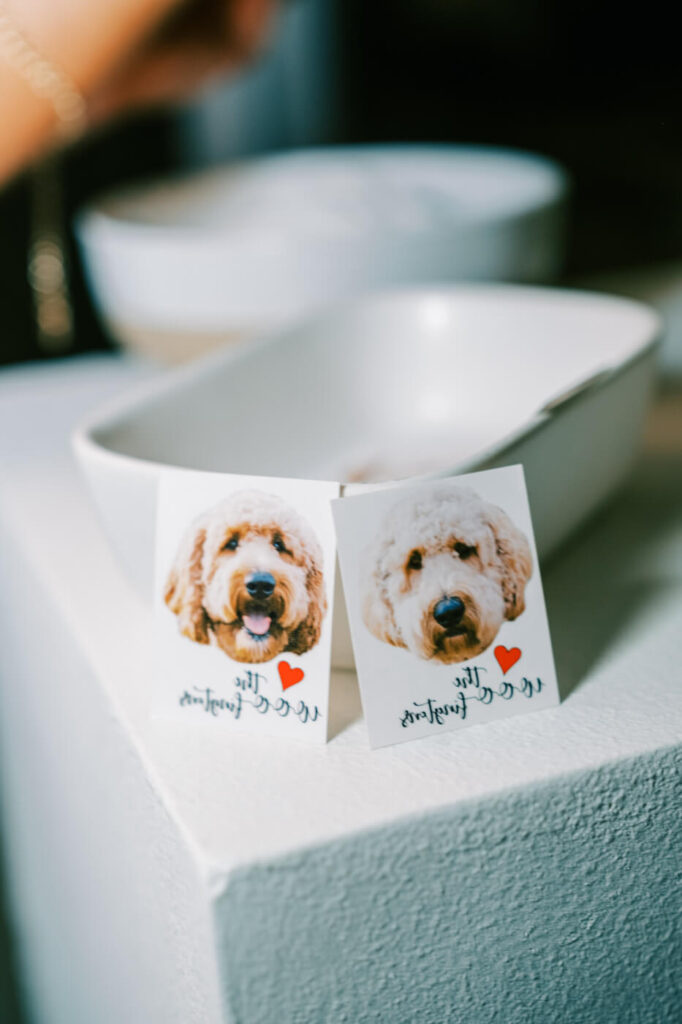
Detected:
[
  {"left": 362, "top": 541, "right": 404, "bottom": 648},
  {"left": 287, "top": 562, "right": 327, "bottom": 655},
  {"left": 487, "top": 504, "right": 533, "bottom": 620},
  {"left": 164, "top": 525, "right": 210, "bottom": 643}
]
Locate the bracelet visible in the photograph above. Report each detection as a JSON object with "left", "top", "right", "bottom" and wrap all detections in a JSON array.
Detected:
[{"left": 0, "top": 1, "right": 87, "bottom": 140}]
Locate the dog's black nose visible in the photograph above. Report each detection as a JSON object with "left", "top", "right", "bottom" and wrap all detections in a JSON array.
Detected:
[
  {"left": 433, "top": 596, "right": 465, "bottom": 629},
  {"left": 246, "top": 572, "right": 276, "bottom": 599}
]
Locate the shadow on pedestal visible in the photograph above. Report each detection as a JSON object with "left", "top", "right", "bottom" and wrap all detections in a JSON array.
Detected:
[
  {"left": 0, "top": 827, "right": 26, "bottom": 1024},
  {"left": 546, "top": 450, "right": 682, "bottom": 701}
]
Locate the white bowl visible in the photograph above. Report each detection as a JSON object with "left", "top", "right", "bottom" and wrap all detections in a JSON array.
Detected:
[
  {"left": 73, "top": 285, "right": 660, "bottom": 668},
  {"left": 75, "top": 146, "right": 568, "bottom": 362}
]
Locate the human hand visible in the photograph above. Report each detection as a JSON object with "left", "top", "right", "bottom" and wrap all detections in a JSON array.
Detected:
[{"left": 86, "top": 0, "right": 277, "bottom": 123}]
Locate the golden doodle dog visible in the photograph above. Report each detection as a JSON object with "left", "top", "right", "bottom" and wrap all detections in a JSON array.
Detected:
[
  {"left": 363, "top": 485, "right": 532, "bottom": 664},
  {"left": 164, "top": 490, "right": 327, "bottom": 664}
]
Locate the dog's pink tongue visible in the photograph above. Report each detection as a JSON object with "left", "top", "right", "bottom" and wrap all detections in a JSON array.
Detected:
[{"left": 243, "top": 614, "right": 271, "bottom": 636}]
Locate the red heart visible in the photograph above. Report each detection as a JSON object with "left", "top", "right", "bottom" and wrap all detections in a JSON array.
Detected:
[
  {"left": 494, "top": 645, "right": 522, "bottom": 674},
  {"left": 278, "top": 661, "right": 304, "bottom": 691}
]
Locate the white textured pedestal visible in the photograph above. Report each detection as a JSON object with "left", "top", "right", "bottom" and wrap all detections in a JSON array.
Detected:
[{"left": 0, "top": 355, "right": 680, "bottom": 1024}]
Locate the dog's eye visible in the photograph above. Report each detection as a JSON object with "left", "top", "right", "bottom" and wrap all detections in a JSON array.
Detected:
[
  {"left": 223, "top": 536, "right": 239, "bottom": 551},
  {"left": 272, "top": 536, "right": 286, "bottom": 553},
  {"left": 455, "top": 542, "right": 477, "bottom": 560},
  {"left": 407, "top": 550, "right": 422, "bottom": 571}
]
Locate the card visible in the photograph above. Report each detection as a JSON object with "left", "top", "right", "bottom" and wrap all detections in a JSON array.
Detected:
[
  {"left": 154, "top": 469, "right": 340, "bottom": 743},
  {"left": 333, "top": 466, "right": 559, "bottom": 747}
]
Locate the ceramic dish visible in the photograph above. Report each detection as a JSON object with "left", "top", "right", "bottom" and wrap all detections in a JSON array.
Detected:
[
  {"left": 75, "top": 146, "right": 568, "bottom": 363},
  {"left": 73, "top": 285, "right": 660, "bottom": 668}
]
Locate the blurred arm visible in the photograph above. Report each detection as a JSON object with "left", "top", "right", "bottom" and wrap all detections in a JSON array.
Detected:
[{"left": 0, "top": 0, "right": 275, "bottom": 185}]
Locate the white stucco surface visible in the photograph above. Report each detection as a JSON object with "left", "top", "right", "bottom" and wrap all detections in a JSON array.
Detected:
[{"left": 0, "top": 353, "right": 680, "bottom": 1023}]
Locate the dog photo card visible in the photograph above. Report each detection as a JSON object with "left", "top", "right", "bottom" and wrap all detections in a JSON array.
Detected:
[
  {"left": 154, "top": 468, "right": 340, "bottom": 743},
  {"left": 333, "top": 465, "right": 559, "bottom": 748}
]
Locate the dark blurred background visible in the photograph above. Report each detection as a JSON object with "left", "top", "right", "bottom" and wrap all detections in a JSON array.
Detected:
[
  {"left": 1, "top": 0, "right": 681, "bottom": 1018},
  {"left": 1, "top": 0, "right": 681, "bottom": 367}
]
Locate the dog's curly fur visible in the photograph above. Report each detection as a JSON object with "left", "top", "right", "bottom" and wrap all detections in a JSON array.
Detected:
[
  {"left": 164, "top": 490, "right": 327, "bottom": 663},
  {"left": 362, "top": 485, "right": 532, "bottom": 664}
]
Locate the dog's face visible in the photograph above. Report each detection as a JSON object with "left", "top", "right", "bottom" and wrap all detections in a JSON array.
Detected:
[
  {"left": 164, "top": 491, "right": 326, "bottom": 663},
  {"left": 363, "top": 487, "right": 532, "bottom": 664}
]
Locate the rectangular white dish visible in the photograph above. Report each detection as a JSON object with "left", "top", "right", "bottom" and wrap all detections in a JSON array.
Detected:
[{"left": 73, "top": 285, "right": 660, "bottom": 668}]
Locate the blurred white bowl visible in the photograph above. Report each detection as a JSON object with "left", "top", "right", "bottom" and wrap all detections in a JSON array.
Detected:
[
  {"left": 72, "top": 285, "right": 659, "bottom": 668},
  {"left": 75, "top": 145, "right": 568, "bottom": 363}
]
